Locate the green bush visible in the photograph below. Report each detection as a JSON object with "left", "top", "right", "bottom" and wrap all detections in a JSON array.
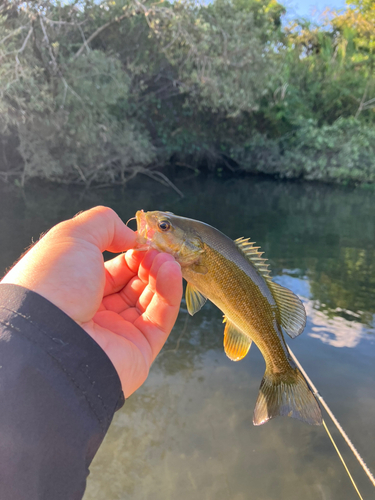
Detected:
[
  {"left": 0, "top": 1, "right": 156, "bottom": 185},
  {"left": 232, "top": 118, "right": 375, "bottom": 184},
  {"left": 0, "top": 0, "right": 375, "bottom": 187}
]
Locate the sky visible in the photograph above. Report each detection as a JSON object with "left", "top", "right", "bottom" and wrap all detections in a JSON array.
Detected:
[{"left": 285, "top": 0, "right": 347, "bottom": 20}]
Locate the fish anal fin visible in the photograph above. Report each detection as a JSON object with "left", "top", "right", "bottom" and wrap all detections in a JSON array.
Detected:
[
  {"left": 185, "top": 283, "right": 207, "bottom": 316},
  {"left": 253, "top": 368, "right": 322, "bottom": 426},
  {"left": 223, "top": 318, "right": 252, "bottom": 361},
  {"left": 268, "top": 281, "right": 306, "bottom": 338}
]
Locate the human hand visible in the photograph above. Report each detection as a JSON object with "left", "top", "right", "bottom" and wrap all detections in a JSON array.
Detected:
[{"left": 1, "top": 206, "right": 183, "bottom": 397}]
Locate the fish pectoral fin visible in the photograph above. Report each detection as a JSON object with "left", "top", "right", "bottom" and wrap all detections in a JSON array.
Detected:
[
  {"left": 223, "top": 318, "right": 252, "bottom": 361},
  {"left": 185, "top": 283, "right": 207, "bottom": 316},
  {"left": 268, "top": 281, "right": 306, "bottom": 338}
]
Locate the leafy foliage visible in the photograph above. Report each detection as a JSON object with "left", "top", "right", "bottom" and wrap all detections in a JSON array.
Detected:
[
  {"left": 0, "top": 0, "right": 375, "bottom": 186},
  {"left": 232, "top": 118, "right": 375, "bottom": 184},
  {"left": 0, "top": 0, "right": 156, "bottom": 185}
]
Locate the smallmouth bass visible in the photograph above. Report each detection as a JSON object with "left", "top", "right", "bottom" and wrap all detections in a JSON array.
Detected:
[{"left": 136, "top": 210, "right": 322, "bottom": 426}]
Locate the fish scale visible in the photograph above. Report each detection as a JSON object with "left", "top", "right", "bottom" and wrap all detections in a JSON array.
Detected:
[
  {"left": 136, "top": 210, "right": 322, "bottom": 426},
  {"left": 184, "top": 244, "right": 289, "bottom": 373}
]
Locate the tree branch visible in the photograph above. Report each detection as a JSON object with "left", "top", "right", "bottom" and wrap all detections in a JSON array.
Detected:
[
  {"left": 39, "top": 15, "right": 58, "bottom": 72},
  {"left": 355, "top": 80, "right": 370, "bottom": 118},
  {"left": 72, "top": 11, "right": 130, "bottom": 61},
  {"left": 77, "top": 23, "right": 90, "bottom": 55},
  {"left": 0, "top": 26, "right": 33, "bottom": 62},
  {"left": 19, "top": 26, "right": 33, "bottom": 54},
  {"left": 0, "top": 25, "right": 29, "bottom": 46}
]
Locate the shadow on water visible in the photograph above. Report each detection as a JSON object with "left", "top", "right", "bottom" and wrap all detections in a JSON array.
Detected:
[{"left": 1, "top": 175, "right": 375, "bottom": 499}]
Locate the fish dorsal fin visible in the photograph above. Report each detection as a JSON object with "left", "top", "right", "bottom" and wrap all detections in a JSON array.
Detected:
[
  {"left": 234, "top": 237, "right": 271, "bottom": 280},
  {"left": 234, "top": 237, "right": 306, "bottom": 338},
  {"left": 268, "top": 281, "right": 306, "bottom": 338},
  {"left": 185, "top": 282, "right": 207, "bottom": 316},
  {"left": 223, "top": 317, "right": 252, "bottom": 361}
]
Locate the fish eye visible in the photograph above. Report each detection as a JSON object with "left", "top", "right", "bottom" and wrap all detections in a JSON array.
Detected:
[{"left": 158, "top": 220, "right": 171, "bottom": 232}]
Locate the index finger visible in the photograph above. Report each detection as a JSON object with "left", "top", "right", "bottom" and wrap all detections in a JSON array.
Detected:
[{"left": 134, "top": 260, "right": 182, "bottom": 361}]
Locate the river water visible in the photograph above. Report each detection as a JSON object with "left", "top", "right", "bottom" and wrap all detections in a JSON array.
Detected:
[{"left": 0, "top": 174, "right": 374, "bottom": 499}]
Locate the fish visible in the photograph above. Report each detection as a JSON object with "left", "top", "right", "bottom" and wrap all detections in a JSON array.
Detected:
[{"left": 136, "top": 210, "right": 322, "bottom": 426}]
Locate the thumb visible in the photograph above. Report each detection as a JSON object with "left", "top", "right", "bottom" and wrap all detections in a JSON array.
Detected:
[{"left": 58, "top": 206, "right": 136, "bottom": 253}]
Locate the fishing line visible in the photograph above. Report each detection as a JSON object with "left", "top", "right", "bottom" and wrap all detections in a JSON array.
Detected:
[
  {"left": 288, "top": 347, "right": 375, "bottom": 495},
  {"left": 322, "top": 419, "right": 363, "bottom": 500}
]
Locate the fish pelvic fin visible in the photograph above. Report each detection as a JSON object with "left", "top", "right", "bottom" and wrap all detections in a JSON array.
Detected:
[{"left": 253, "top": 367, "right": 322, "bottom": 426}]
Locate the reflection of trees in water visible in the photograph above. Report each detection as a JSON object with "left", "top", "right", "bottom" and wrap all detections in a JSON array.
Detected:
[
  {"left": 85, "top": 374, "right": 189, "bottom": 499},
  {"left": 84, "top": 338, "right": 371, "bottom": 500},
  {"left": 217, "top": 178, "right": 375, "bottom": 324},
  {"left": 306, "top": 247, "right": 375, "bottom": 327},
  {"left": 1, "top": 176, "right": 374, "bottom": 500},
  {"left": 155, "top": 299, "right": 226, "bottom": 376},
  {"left": 164, "top": 175, "right": 375, "bottom": 323},
  {"left": 0, "top": 178, "right": 181, "bottom": 275},
  {"left": 1, "top": 175, "right": 375, "bottom": 322}
]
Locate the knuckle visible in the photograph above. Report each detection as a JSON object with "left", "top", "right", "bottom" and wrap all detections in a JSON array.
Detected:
[{"left": 91, "top": 206, "right": 117, "bottom": 218}]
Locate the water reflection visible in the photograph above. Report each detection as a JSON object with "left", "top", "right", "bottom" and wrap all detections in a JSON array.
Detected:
[
  {"left": 274, "top": 275, "right": 375, "bottom": 349},
  {"left": 307, "top": 303, "right": 371, "bottom": 348},
  {"left": 2, "top": 176, "right": 374, "bottom": 325},
  {"left": 85, "top": 303, "right": 375, "bottom": 500},
  {"left": 0, "top": 176, "right": 375, "bottom": 499}
]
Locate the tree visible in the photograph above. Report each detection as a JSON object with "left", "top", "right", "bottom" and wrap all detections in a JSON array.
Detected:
[{"left": 331, "top": 0, "right": 375, "bottom": 119}]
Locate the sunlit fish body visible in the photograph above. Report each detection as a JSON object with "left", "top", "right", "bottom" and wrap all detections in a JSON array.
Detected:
[{"left": 136, "top": 210, "right": 322, "bottom": 426}]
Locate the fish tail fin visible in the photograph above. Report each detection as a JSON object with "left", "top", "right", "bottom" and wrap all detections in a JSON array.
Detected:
[{"left": 253, "top": 365, "right": 322, "bottom": 426}]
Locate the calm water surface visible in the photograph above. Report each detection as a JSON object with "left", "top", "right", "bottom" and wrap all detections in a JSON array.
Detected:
[{"left": 0, "top": 175, "right": 374, "bottom": 500}]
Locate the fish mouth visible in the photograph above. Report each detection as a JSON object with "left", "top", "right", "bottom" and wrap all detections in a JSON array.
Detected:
[
  {"left": 135, "top": 210, "right": 149, "bottom": 248},
  {"left": 135, "top": 210, "right": 156, "bottom": 249},
  {"left": 135, "top": 210, "right": 146, "bottom": 238}
]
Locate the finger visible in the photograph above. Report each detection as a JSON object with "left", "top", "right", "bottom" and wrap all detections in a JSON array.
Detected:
[
  {"left": 103, "top": 277, "right": 146, "bottom": 312},
  {"left": 124, "top": 249, "right": 148, "bottom": 274},
  {"left": 138, "top": 249, "right": 160, "bottom": 284},
  {"left": 153, "top": 260, "right": 182, "bottom": 309},
  {"left": 103, "top": 252, "right": 144, "bottom": 296},
  {"left": 57, "top": 206, "right": 137, "bottom": 253},
  {"left": 137, "top": 253, "right": 177, "bottom": 313},
  {"left": 134, "top": 260, "right": 182, "bottom": 361},
  {"left": 148, "top": 252, "right": 176, "bottom": 291}
]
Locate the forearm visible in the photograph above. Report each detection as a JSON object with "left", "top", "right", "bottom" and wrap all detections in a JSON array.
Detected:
[{"left": 0, "top": 284, "right": 124, "bottom": 500}]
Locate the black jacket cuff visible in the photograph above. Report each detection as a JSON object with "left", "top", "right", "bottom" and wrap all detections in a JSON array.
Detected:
[{"left": 0, "top": 283, "right": 124, "bottom": 430}]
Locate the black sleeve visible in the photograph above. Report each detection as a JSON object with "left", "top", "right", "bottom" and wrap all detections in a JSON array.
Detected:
[{"left": 0, "top": 284, "right": 124, "bottom": 500}]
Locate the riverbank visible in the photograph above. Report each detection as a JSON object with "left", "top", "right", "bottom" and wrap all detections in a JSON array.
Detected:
[{"left": 1, "top": 0, "right": 374, "bottom": 188}]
